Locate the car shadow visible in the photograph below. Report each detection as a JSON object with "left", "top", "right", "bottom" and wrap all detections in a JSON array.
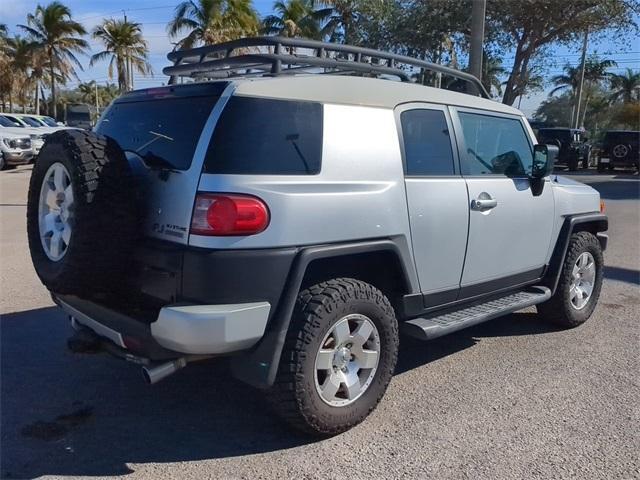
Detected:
[
  {"left": 396, "top": 311, "right": 559, "bottom": 375},
  {"left": 1, "top": 305, "right": 563, "bottom": 477},
  {"left": 586, "top": 180, "right": 640, "bottom": 200},
  {"left": 1, "top": 307, "right": 313, "bottom": 478},
  {"left": 605, "top": 266, "right": 640, "bottom": 285}
]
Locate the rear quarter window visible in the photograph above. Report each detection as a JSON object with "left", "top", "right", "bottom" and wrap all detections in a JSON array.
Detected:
[{"left": 204, "top": 96, "right": 323, "bottom": 175}]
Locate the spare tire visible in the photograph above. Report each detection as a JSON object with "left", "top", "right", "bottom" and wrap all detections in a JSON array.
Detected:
[{"left": 26, "top": 130, "right": 138, "bottom": 295}]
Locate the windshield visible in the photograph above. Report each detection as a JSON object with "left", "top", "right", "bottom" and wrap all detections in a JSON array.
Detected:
[
  {"left": 97, "top": 95, "right": 219, "bottom": 170},
  {"left": 0, "top": 116, "right": 24, "bottom": 127},
  {"left": 538, "top": 130, "right": 571, "bottom": 143},
  {"left": 20, "top": 116, "right": 44, "bottom": 127},
  {"left": 40, "top": 117, "right": 58, "bottom": 127},
  {"left": 0, "top": 116, "right": 17, "bottom": 127}
]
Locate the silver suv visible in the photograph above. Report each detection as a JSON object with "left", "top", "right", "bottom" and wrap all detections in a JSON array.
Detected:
[{"left": 26, "top": 37, "right": 608, "bottom": 435}]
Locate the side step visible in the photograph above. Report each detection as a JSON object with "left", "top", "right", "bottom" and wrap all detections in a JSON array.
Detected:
[{"left": 402, "top": 286, "right": 551, "bottom": 341}]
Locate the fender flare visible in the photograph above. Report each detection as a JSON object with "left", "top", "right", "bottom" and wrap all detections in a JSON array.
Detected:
[
  {"left": 230, "top": 239, "right": 411, "bottom": 388},
  {"left": 543, "top": 213, "right": 608, "bottom": 295}
]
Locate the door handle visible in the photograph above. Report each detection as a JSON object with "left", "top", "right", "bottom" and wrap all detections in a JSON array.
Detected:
[{"left": 471, "top": 196, "right": 498, "bottom": 210}]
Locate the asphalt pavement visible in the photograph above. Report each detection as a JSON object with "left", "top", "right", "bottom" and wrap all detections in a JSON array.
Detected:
[{"left": 1, "top": 166, "right": 638, "bottom": 480}]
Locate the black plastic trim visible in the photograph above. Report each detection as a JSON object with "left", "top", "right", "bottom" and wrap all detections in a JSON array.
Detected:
[
  {"left": 402, "top": 267, "right": 544, "bottom": 318},
  {"left": 230, "top": 239, "right": 412, "bottom": 388},
  {"left": 543, "top": 213, "right": 608, "bottom": 295}
]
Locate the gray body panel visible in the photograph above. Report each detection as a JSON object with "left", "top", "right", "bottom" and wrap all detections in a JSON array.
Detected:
[{"left": 104, "top": 75, "right": 602, "bottom": 303}]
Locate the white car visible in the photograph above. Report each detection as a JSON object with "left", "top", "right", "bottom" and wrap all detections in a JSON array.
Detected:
[
  {"left": 0, "top": 114, "right": 49, "bottom": 157},
  {"left": 19, "top": 113, "right": 73, "bottom": 132},
  {"left": 0, "top": 130, "right": 32, "bottom": 170}
]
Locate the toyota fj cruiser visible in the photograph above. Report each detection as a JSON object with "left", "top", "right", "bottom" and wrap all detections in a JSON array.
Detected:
[{"left": 27, "top": 37, "right": 608, "bottom": 436}]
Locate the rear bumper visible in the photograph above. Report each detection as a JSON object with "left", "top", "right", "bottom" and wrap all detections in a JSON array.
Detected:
[{"left": 57, "top": 295, "right": 271, "bottom": 359}]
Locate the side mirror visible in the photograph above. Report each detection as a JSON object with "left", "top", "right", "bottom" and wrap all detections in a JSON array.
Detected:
[{"left": 531, "top": 144, "right": 558, "bottom": 178}]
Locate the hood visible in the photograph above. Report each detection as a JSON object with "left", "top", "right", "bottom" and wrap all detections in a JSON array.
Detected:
[{"left": 0, "top": 129, "right": 30, "bottom": 140}]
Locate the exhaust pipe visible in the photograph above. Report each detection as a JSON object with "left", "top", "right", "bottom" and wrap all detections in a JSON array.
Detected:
[{"left": 142, "top": 357, "right": 188, "bottom": 385}]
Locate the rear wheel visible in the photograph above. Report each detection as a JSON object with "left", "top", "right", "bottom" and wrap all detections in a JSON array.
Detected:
[
  {"left": 537, "top": 232, "right": 604, "bottom": 328},
  {"left": 269, "top": 278, "right": 399, "bottom": 435},
  {"left": 0, "top": 152, "right": 5, "bottom": 171}
]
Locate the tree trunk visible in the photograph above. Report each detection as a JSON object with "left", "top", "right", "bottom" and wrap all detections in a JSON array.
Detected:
[
  {"left": 502, "top": 46, "right": 525, "bottom": 105},
  {"left": 50, "top": 53, "right": 57, "bottom": 119},
  {"left": 35, "top": 81, "right": 40, "bottom": 115}
]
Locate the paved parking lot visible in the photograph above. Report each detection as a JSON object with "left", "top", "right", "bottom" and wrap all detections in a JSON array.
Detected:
[{"left": 1, "top": 166, "right": 638, "bottom": 479}]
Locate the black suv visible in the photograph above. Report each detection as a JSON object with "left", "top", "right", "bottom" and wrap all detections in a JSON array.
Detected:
[
  {"left": 537, "top": 128, "right": 591, "bottom": 171},
  {"left": 598, "top": 130, "right": 640, "bottom": 172}
]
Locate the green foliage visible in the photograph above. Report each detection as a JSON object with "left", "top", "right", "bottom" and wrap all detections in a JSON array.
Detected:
[
  {"left": 18, "top": 1, "right": 89, "bottom": 118},
  {"left": 91, "top": 18, "right": 152, "bottom": 92},
  {"left": 168, "top": 0, "right": 260, "bottom": 49}
]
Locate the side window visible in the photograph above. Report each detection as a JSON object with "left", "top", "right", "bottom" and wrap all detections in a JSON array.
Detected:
[
  {"left": 458, "top": 112, "right": 532, "bottom": 176},
  {"left": 400, "top": 109, "right": 455, "bottom": 176},
  {"left": 204, "top": 96, "right": 323, "bottom": 175}
]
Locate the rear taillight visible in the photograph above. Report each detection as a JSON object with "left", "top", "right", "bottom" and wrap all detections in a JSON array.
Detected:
[{"left": 190, "top": 193, "right": 270, "bottom": 236}]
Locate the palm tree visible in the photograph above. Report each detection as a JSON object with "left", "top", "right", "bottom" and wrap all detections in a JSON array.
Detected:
[
  {"left": 550, "top": 58, "right": 616, "bottom": 96},
  {"left": 91, "top": 18, "right": 152, "bottom": 92},
  {"left": 311, "top": 0, "right": 356, "bottom": 43},
  {"left": 5, "top": 36, "right": 38, "bottom": 112},
  {"left": 481, "top": 53, "right": 506, "bottom": 98},
  {"left": 0, "top": 24, "right": 13, "bottom": 111},
  {"left": 609, "top": 68, "right": 640, "bottom": 103},
  {"left": 168, "top": 0, "right": 260, "bottom": 49},
  {"left": 19, "top": 2, "right": 88, "bottom": 119},
  {"left": 263, "top": 0, "right": 322, "bottom": 39}
]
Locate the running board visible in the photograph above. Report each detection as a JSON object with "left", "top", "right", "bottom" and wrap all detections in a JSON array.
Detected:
[{"left": 402, "top": 286, "right": 551, "bottom": 341}]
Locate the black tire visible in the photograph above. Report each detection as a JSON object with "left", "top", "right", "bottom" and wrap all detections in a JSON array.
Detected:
[
  {"left": 568, "top": 156, "right": 579, "bottom": 171},
  {"left": 0, "top": 152, "right": 6, "bottom": 171},
  {"left": 269, "top": 278, "right": 399, "bottom": 436},
  {"left": 26, "top": 130, "right": 138, "bottom": 295},
  {"left": 537, "top": 232, "right": 604, "bottom": 328},
  {"left": 597, "top": 162, "right": 605, "bottom": 173}
]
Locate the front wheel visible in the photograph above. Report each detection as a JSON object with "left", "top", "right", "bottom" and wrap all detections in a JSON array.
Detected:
[
  {"left": 269, "top": 278, "right": 399, "bottom": 435},
  {"left": 537, "top": 232, "right": 604, "bottom": 328}
]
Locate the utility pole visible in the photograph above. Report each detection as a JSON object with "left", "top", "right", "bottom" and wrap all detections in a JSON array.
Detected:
[
  {"left": 574, "top": 29, "right": 589, "bottom": 129},
  {"left": 469, "top": 0, "right": 487, "bottom": 84}
]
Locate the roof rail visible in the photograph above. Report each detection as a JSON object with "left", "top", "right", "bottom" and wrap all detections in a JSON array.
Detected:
[{"left": 163, "top": 36, "right": 490, "bottom": 99}]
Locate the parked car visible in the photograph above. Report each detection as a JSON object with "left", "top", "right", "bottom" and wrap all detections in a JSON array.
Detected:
[
  {"left": 536, "top": 127, "right": 591, "bottom": 170},
  {"left": 0, "top": 115, "right": 46, "bottom": 158},
  {"left": 597, "top": 130, "right": 640, "bottom": 172},
  {"left": 65, "top": 103, "right": 92, "bottom": 129},
  {"left": 0, "top": 130, "right": 32, "bottom": 170},
  {"left": 19, "top": 113, "right": 72, "bottom": 131},
  {"left": 26, "top": 37, "right": 608, "bottom": 436}
]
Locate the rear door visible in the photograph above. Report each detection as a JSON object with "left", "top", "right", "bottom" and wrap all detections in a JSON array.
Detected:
[
  {"left": 451, "top": 108, "right": 554, "bottom": 294},
  {"left": 397, "top": 103, "right": 469, "bottom": 305},
  {"left": 96, "top": 82, "right": 232, "bottom": 244}
]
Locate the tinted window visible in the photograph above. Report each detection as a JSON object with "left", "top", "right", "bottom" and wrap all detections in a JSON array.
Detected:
[
  {"left": 97, "top": 96, "right": 219, "bottom": 170},
  {"left": 0, "top": 116, "right": 16, "bottom": 127},
  {"left": 204, "top": 97, "right": 322, "bottom": 175},
  {"left": 41, "top": 117, "right": 58, "bottom": 127},
  {"left": 20, "top": 116, "right": 43, "bottom": 127},
  {"left": 401, "top": 109, "right": 455, "bottom": 176},
  {"left": 1, "top": 115, "right": 23, "bottom": 127},
  {"left": 459, "top": 112, "right": 532, "bottom": 176}
]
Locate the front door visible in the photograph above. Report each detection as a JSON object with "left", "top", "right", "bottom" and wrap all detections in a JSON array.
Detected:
[
  {"left": 451, "top": 108, "right": 555, "bottom": 292},
  {"left": 398, "top": 104, "right": 469, "bottom": 304}
]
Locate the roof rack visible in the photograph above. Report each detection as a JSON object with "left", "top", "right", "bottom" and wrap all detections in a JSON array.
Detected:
[{"left": 163, "top": 36, "right": 490, "bottom": 99}]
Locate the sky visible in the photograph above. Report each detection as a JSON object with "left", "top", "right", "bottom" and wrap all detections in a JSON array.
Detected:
[{"left": 2, "top": 0, "right": 639, "bottom": 116}]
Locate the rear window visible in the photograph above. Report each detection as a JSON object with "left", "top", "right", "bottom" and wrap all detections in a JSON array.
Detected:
[
  {"left": 204, "top": 96, "right": 323, "bottom": 175},
  {"left": 98, "top": 96, "right": 218, "bottom": 170}
]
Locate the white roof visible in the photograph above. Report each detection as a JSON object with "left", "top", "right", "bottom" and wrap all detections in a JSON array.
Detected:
[{"left": 231, "top": 75, "right": 523, "bottom": 115}]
